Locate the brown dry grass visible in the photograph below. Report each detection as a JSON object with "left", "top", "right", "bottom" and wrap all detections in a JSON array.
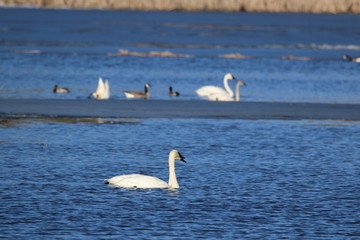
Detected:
[{"left": 2, "top": 0, "right": 360, "bottom": 13}]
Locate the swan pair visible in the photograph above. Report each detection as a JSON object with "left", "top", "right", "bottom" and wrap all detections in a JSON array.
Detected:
[
  {"left": 90, "top": 77, "right": 110, "bottom": 100},
  {"left": 196, "top": 73, "right": 246, "bottom": 101},
  {"left": 105, "top": 149, "right": 186, "bottom": 189}
]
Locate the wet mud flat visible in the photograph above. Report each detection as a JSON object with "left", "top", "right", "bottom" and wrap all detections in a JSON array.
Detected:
[{"left": 0, "top": 98, "right": 359, "bottom": 121}]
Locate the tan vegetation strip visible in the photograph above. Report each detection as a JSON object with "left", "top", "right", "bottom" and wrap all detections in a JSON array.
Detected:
[
  {"left": 1, "top": 0, "right": 360, "bottom": 14},
  {"left": 108, "top": 49, "right": 192, "bottom": 58}
]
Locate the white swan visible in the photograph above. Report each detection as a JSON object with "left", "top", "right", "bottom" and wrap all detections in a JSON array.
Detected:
[
  {"left": 124, "top": 83, "right": 151, "bottom": 99},
  {"left": 90, "top": 77, "right": 110, "bottom": 100},
  {"left": 195, "top": 73, "right": 236, "bottom": 101},
  {"left": 105, "top": 149, "right": 186, "bottom": 189},
  {"left": 208, "top": 79, "right": 247, "bottom": 101},
  {"left": 234, "top": 80, "right": 247, "bottom": 101}
]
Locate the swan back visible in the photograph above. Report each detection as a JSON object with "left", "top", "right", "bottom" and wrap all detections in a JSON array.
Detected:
[{"left": 106, "top": 174, "right": 169, "bottom": 189}]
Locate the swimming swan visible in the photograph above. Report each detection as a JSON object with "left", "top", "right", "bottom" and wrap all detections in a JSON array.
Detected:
[
  {"left": 124, "top": 83, "right": 151, "bottom": 99},
  {"left": 90, "top": 77, "right": 110, "bottom": 100},
  {"left": 207, "top": 80, "right": 246, "bottom": 101},
  {"left": 53, "top": 85, "right": 70, "bottom": 93},
  {"left": 195, "top": 73, "right": 236, "bottom": 101},
  {"left": 105, "top": 149, "right": 186, "bottom": 189},
  {"left": 234, "top": 80, "right": 247, "bottom": 101}
]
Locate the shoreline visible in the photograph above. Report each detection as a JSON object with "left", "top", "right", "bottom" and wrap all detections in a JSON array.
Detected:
[
  {"left": 1, "top": 0, "right": 360, "bottom": 14},
  {"left": 1, "top": 98, "right": 359, "bottom": 121}
]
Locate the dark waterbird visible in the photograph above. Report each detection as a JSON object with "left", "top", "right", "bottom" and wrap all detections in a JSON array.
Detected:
[
  {"left": 124, "top": 83, "right": 151, "bottom": 99},
  {"left": 53, "top": 85, "right": 70, "bottom": 93},
  {"left": 169, "top": 86, "right": 180, "bottom": 96},
  {"left": 342, "top": 55, "right": 360, "bottom": 63}
]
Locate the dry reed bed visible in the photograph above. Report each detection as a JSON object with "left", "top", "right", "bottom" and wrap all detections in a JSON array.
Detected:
[{"left": 2, "top": 0, "right": 360, "bottom": 13}]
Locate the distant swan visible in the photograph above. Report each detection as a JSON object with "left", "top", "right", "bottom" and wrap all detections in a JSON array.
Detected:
[
  {"left": 124, "top": 83, "right": 151, "bottom": 99},
  {"left": 90, "top": 77, "right": 110, "bottom": 100},
  {"left": 53, "top": 85, "right": 70, "bottom": 93},
  {"left": 105, "top": 149, "right": 186, "bottom": 189},
  {"left": 234, "top": 80, "right": 247, "bottom": 102},
  {"left": 195, "top": 73, "right": 236, "bottom": 101},
  {"left": 169, "top": 86, "right": 180, "bottom": 96},
  {"left": 207, "top": 80, "right": 246, "bottom": 101}
]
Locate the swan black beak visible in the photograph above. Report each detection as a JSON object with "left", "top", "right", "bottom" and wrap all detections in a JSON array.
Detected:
[{"left": 178, "top": 152, "right": 186, "bottom": 163}]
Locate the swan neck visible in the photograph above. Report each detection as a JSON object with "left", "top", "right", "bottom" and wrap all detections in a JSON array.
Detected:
[
  {"left": 168, "top": 153, "right": 179, "bottom": 189},
  {"left": 235, "top": 82, "right": 241, "bottom": 101},
  {"left": 224, "top": 76, "right": 234, "bottom": 97}
]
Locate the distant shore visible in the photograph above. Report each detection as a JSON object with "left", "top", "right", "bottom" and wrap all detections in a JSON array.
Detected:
[{"left": 1, "top": 0, "right": 360, "bottom": 14}]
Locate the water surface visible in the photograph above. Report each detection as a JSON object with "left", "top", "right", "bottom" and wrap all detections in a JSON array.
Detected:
[
  {"left": 0, "top": 8, "right": 359, "bottom": 103},
  {"left": 1, "top": 8, "right": 360, "bottom": 239},
  {"left": 1, "top": 118, "right": 360, "bottom": 239}
]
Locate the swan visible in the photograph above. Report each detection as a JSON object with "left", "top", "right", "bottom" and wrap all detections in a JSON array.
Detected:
[
  {"left": 90, "top": 77, "right": 110, "bottom": 100},
  {"left": 53, "top": 85, "right": 70, "bottom": 93},
  {"left": 105, "top": 149, "right": 186, "bottom": 189},
  {"left": 169, "top": 86, "right": 180, "bottom": 96},
  {"left": 195, "top": 73, "right": 236, "bottom": 101},
  {"left": 207, "top": 79, "right": 247, "bottom": 101},
  {"left": 234, "top": 80, "right": 247, "bottom": 101},
  {"left": 124, "top": 83, "right": 151, "bottom": 99}
]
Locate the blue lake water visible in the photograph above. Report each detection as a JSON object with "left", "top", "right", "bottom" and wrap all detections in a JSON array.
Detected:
[
  {"left": 0, "top": 8, "right": 359, "bottom": 103},
  {"left": 1, "top": 8, "right": 360, "bottom": 239},
  {"left": 1, "top": 118, "right": 360, "bottom": 239}
]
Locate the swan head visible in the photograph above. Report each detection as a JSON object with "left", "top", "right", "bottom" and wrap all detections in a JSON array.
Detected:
[
  {"left": 170, "top": 149, "right": 186, "bottom": 163},
  {"left": 224, "top": 73, "right": 236, "bottom": 81},
  {"left": 237, "top": 80, "right": 247, "bottom": 86}
]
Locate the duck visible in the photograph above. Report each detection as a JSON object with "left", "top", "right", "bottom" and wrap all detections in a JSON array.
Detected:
[
  {"left": 53, "top": 85, "right": 70, "bottom": 93},
  {"left": 89, "top": 77, "right": 110, "bottom": 100},
  {"left": 124, "top": 83, "right": 151, "bottom": 99},
  {"left": 105, "top": 149, "right": 186, "bottom": 189},
  {"left": 195, "top": 73, "right": 236, "bottom": 101},
  {"left": 169, "top": 86, "right": 180, "bottom": 96},
  {"left": 342, "top": 55, "right": 360, "bottom": 63}
]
